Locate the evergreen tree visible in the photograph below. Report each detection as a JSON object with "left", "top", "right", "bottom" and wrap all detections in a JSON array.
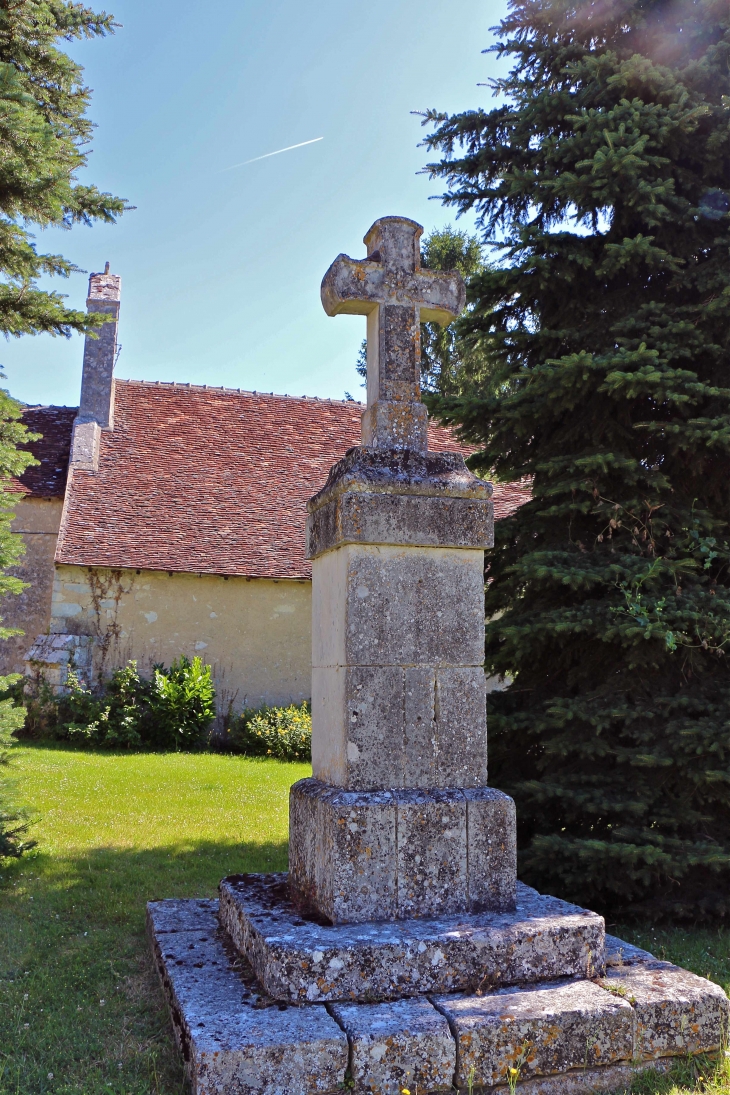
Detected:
[
  {"left": 355, "top": 225, "right": 485, "bottom": 396},
  {"left": 0, "top": 388, "right": 38, "bottom": 862},
  {"left": 0, "top": 0, "right": 127, "bottom": 337},
  {"left": 422, "top": 0, "right": 730, "bottom": 918},
  {"left": 0, "top": 387, "right": 39, "bottom": 633}
]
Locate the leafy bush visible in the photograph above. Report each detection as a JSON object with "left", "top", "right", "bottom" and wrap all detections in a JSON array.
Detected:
[
  {"left": 0, "top": 674, "right": 34, "bottom": 858},
  {"left": 24, "top": 657, "right": 216, "bottom": 751},
  {"left": 224, "top": 702, "right": 311, "bottom": 762},
  {"left": 147, "top": 656, "right": 217, "bottom": 750}
]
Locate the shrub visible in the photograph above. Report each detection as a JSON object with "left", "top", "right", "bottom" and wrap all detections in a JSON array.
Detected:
[
  {"left": 23, "top": 657, "right": 216, "bottom": 751},
  {"left": 148, "top": 656, "right": 217, "bottom": 750},
  {"left": 224, "top": 702, "right": 311, "bottom": 762}
]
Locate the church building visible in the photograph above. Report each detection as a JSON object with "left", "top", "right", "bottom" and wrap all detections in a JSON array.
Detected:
[{"left": 3, "top": 269, "right": 528, "bottom": 717}]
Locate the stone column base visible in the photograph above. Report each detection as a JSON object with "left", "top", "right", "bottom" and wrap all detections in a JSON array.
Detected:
[
  {"left": 289, "top": 776, "right": 516, "bottom": 924},
  {"left": 219, "top": 874, "right": 604, "bottom": 1003}
]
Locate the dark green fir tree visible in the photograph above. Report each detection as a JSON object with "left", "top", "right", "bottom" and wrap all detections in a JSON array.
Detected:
[
  {"left": 0, "top": 0, "right": 127, "bottom": 336},
  {"left": 422, "top": 0, "right": 730, "bottom": 918}
]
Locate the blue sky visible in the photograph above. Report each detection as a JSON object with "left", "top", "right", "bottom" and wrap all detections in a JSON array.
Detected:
[{"left": 7, "top": 0, "right": 509, "bottom": 408}]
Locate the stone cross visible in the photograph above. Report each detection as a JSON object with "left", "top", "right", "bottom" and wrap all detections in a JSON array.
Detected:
[
  {"left": 321, "top": 216, "right": 465, "bottom": 451},
  {"left": 287, "top": 216, "right": 513, "bottom": 926}
]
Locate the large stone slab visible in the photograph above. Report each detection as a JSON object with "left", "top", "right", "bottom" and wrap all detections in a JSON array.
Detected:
[
  {"left": 151, "top": 901, "right": 728, "bottom": 1095},
  {"left": 147, "top": 899, "right": 348, "bottom": 1095},
  {"left": 434, "top": 979, "right": 635, "bottom": 1087},
  {"left": 602, "top": 963, "right": 729, "bottom": 1059},
  {"left": 331, "top": 997, "right": 455, "bottom": 1094},
  {"left": 289, "top": 779, "right": 516, "bottom": 923},
  {"left": 219, "top": 875, "right": 604, "bottom": 1004}
]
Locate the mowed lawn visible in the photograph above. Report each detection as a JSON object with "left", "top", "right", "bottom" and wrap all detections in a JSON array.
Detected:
[
  {"left": 1, "top": 746, "right": 730, "bottom": 1095},
  {"left": 0, "top": 744, "right": 308, "bottom": 1095}
]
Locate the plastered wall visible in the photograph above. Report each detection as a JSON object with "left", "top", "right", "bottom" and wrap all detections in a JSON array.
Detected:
[
  {"left": 0, "top": 497, "right": 63, "bottom": 675},
  {"left": 49, "top": 564, "right": 312, "bottom": 715}
]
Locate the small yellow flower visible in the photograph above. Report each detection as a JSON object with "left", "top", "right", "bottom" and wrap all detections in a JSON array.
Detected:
[
  {"left": 510, "top": 1068, "right": 519, "bottom": 1076},
  {"left": 401, "top": 1089, "right": 411, "bottom": 1094}
]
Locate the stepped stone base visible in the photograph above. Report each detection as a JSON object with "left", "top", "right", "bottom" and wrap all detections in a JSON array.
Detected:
[
  {"left": 149, "top": 898, "right": 729, "bottom": 1095},
  {"left": 219, "top": 873, "right": 604, "bottom": 1003}
]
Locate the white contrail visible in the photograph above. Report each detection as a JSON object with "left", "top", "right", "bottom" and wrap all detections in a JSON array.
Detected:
[{"left": 222, "top": 137, "right": 324, "bottom": 171}]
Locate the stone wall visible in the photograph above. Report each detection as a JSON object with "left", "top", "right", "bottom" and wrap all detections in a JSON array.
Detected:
[
  {"left": 0, "top": 497, "right": 63, "bottom": 675},
  {"left": 48, "top": 564, "right": 312, "bottom": 716}
]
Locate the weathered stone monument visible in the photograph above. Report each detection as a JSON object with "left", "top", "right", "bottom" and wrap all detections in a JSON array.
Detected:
[{"left": 149, "top": 217, "right": 729, "bottom": 1095}]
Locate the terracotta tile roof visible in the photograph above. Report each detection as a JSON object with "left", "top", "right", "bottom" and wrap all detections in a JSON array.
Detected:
[
  {"left": 491, "top": 479, "right": 532, "bottom": 520},
  {"left": 55, "top": 382, "right": 528, "bottom": 578},
  {"left": 10, "top": 406, "right": 77, "bottom": 498}
]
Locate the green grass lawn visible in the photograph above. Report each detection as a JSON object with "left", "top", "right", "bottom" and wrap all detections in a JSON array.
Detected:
[
  {"left": 0, "top": 744, "right": 308, "bottom": 1095},
  {"left": 0, "top": 744, "right": 729, "bottom": 1095}
]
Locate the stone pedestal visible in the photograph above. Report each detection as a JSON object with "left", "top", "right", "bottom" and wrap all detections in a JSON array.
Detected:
[
  {"left": 149, "top": 897, "right": 729, "bottom": 1095},
  {"left": 289, "top": 780, "right": 516, "bottom": 923},
  {"left": 289, "top": 446, "right": 504, "bottom": 924}
]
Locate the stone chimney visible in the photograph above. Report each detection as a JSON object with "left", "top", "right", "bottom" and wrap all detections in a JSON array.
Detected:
[{"left": 70, "top": 264, "right": 121, "bottom": 471}]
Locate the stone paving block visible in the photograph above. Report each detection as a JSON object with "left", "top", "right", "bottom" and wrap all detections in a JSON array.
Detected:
[
  {"left": 604, "top": 934, "right": 662, "bottom": 967},
  {"left": 395, "top": 788, "right": 468, "bottom": 918},
  {"left": 464, "top": 788, "right": 517, "bottom": 913},
  {"left": 486, "top": 1058, "right": 675, "bottom": 1095},
  {"left": 219, "top": 876, "right": 605, "bottom": 1004},
  {"left": 148, "top": 900, "right": 348, "bottom": 1095},
  {"left": 601, "top": 963, "right": 730, "bottom": 1059},
  {"left": 331, "top": 997, "right": 455, "bottom": 1095},
  {"left": 434, "top": 979, "right": 634, "bottom": 1088},
  {"left": 147, "top": 898, "right": 220, "bottom": 935}
]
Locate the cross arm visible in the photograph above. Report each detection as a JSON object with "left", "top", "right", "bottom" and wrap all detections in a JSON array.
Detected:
[
  {"left": 321, "top": 254, "right": 385, "bottom": 317},
  {"left": 414, "top": 270, "right": 466, "bottom": 326},
  {"left": 321, "top": 255, "right": 466, "bottom": 326}
]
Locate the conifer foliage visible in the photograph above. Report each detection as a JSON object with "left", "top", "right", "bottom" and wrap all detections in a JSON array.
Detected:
[
  {"left": 423, "top": 0, "right": 730, "bottom": 917},
  {"left": 0, "top": 0, "right": 127, "bottom": 337}
]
